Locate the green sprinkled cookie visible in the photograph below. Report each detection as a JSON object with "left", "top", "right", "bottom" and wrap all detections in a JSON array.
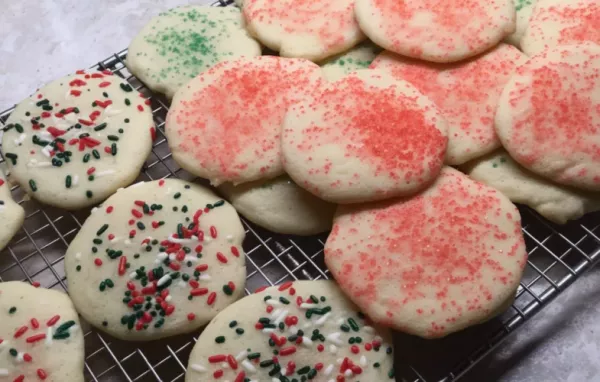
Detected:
[
  {"left": 126, "top": 5, "right": 261, "bottom": 99},
  {"left": 185, "top": 280, "right": 395, "bottom": 381},
  {"left": 321, "top": 40, "right": 382, "bottom": 81}
]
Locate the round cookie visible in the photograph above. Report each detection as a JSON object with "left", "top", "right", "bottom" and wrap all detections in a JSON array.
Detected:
[
  {"left": 371, "top": 44, "right": 528, "bottom": 165},
  {"left": 219, "top": 175, "right": 336, "bottom": 236},
  {"left": 242, "top": 0, "right": 365, "bottom": 61},
  {"left": 325, "top": 167, "right": 528, "bottom": 338},
  {"left": 64, "top": 179, "right": 246, "bottom": 341},
  {"left": 0, "top": 171, "right": 24, "bottom": 251},
  {"left": 0, "top": 282, "right": 84, "bottom": 381},
  {"left": 127, "top": 5, "right": 261, "bottom": 99},
  {"left": 495, "top": 43, "right": 600, "bottom": 191},
  {"left": 462, "top": 149, "right": 600, "bottom": 224},
  {"left": 354, "top": 0, "right": 516, "bottom": 63},
  {"left": 520, "top": 0, "right": 600, "bottom": 56},
  {"left": 505, "top": 0, "right": 539, "bottom": 47},
  {"left": 166, "top": 56, "right": 323, "bottom": 186},
  {"left": 282, "top": 70, "right": 448, "bottom": 204},
  {"left": 185, "top": 280, "right": 395, "bottom": 382},
  {"left": 1, "top": 70, "right": 154, "bottom": 209},
  {"left": 321, "top": 41, "right": 382, "bottom": 81}
]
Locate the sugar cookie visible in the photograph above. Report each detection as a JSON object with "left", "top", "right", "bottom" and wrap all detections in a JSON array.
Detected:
[
  {"left": 371, "top": 44, "right": 527, "bottom": 165},
  {"left": 185, "top": 280, "right": 395, "bottom": 381},
  {"left": 282, "top": 70, "right": 448, "bottom": 203},
  {"left": 127, "top": 6, "right": 261, "bottom": 98},
  {"left": 325, "top": 167, "right": 527, "bottom": 338},
  {"left": 219, "top": 175, "right": 336, "bottom": 236},
  {"left": 505, "top": 0, "right": 538, "bottom": 47},
  {"left": 462, "top": 150, "right": 600, "bottom": 224},
  {"left": 65, "top": 179, "right": 246, "bottom": 340},
  {"left": 321, "top": 41, "right": 382, "bottom": 81},
  {"left": 1, "top": 70, "right": 154, "bottom": 209},
  {"left": 355, "top": 0, "right": 516, "bottom": 62},
  {"left": 495, "top": 43, "right": 600, "bottom": 191},
  {"left": 0, "top": 282, "right": 84, "bottom": 381},
  {"left": 0, "top": 171, "right": 24, "bottom": 251},
  {"left": 521, "top": 0, "right": 600, "bottom": 56},
  {"left": 166, "top": 56, "right": 323, "bottom": 186},
  {"left": 242, "top": 0, "right": 364, "bottom": 61}
]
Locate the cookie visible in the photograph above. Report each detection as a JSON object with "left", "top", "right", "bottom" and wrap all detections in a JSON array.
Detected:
[
  {"left": 520, "top": 0, "right": 600, "bottom": 56},
  {"left": 325, "top": 167, "right": 528, "bottom": 338},
  {"left": 1, "top": 70, "right": 154, "bottom": 209},
  {"left": 505, "top": 0, "right": 538, "bottom": 47},
  {"left": 321, "top": 41, "right": 382, "bottom": 81},
  {"left": 0, "top": 282, "right": 84, "bottom": 381},
  {"left": 219, "top": 175, "right": 336, "bottom": 236},
  {"left": 242, "top": 0, "right": 364, "bottom": 61},
  {"left": 166, "top": 56, "right": 323, "bottom": 186},
  {"left": 371, "top": 44, "right": 527, "bottom": 165},
  {"left": 495, "top": 43, "right": 600, "bottom": 191},
  {"left": 185, "top": 280, "right": 395, "bottom": 382},
  {"left": 0, "top": 171, "right": 24, "bottom": 251},
  {"left": 355, "top": 0, "right": 516, "bottom": 63},
  {"left": 462, "top": 150, "right": 600, "bottom": 224},
  {"left": 64, "top": 179, "right": 246, "bottom": 341},
  {"left": 127, "top": 6, "right": 261, "bottom": 99},
  {"left": 282, "top": 70, "right": 448, "bottom": 203}
]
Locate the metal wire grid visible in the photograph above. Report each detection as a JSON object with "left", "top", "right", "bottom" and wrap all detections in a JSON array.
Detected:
[{"left": 0, "top": 1, "right": 599, "bottom": 380}]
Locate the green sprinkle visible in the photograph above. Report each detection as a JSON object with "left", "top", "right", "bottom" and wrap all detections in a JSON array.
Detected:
[
  {"left": 124, "top": 118, "right": 130, "bottom": 123},
  {"left": 107, "top": 135, "right": 119, "bottom": 141},
  {"left": 53, "top": 332, "right": 70, "bottom": 340},
  {"left": 9, "top": 348, "right": 18, "bottom": 357},
  {"left": 340, "top": 324, "right": 350, "bottom": 332},
  {"left": 5, "top": 153, "right": 17, "bottom": 165},
  {"left": 174, "top": 192, "right": 181, "bottom": 199},
  {"left": 55, "top": 320, "right": 76, "bottom": 334},
  {"left": 223, "top": 284, "right": 233, "bottom": 296},
  {"left": 247, "top": 352, "right": 261, "bottom": 360},
  {"left": 125, "top": 98, "right": 131, "bottom": 106},
  {"left": 259, "top": 360, "right": 274, "bottom": 368},
  {"left": 14, "top": 123, "right": 24, "bottom": 133},
  {"left": 279, "top": 297, "right": 290, "bottom": 305},
  {"left": 297, "top": 366, "right": 310, "bottom": 374},
  {"left": 348, "top": 318, "right": 359, "bottom": 332},
  {"left": 99, "top": 281, "right": 106, "bottom": 291},
  {"left": 102, "top": 321, "right": 108, "bottom": 327},
  {"left": 65, "top": 175, "right": 72, "bottom": 188},
  {"left": 137, "top": 222, "right": 146, "bottom": 230},
  {"left": 235, "top": 328, "right": 244, "bottom": 335},
  {"left": 93, "top": 123, "right": 107, "bottom": 131},
  {"left": 97, "top": 224, "right": 109, "bottom": 236},
  {"left": 310, "top": 295, "right": 319, "bottom": 303},
  {"left": 76, "top": 265, "right": 81, "bottom": 272},
  {"left": 92, "top": 149, "right": 100, "bottom": 159},
  {"left": 86, "top": 190, "right": 93, "bottom": 198},
  {"left": 105, "top": 279, "right": 114, "bottom": 288},
  {"left": 374, "top": 362, "right": 380, "bottom": 368},
  {"left": 229, "top": 320, "right": 238, "bottom": 328},
  {"left": 29, "top": 179, "right": 37, "bottom": 192},
  {"left": 213, "top": 200, "right": 225, "bottom": 207},
  {"left": 111, "top": 143, "right": 117, "bottom": 156},
  {"left": 120, "top": 83, "right": 133, "bottom": 92},
  {"left": 388, "top": 368, "right": 395, "bottom": 378},
  {"left": 215, "top": 336, "right": 225, "bottom": 344},
  {"left": 8, "top": 307, "right": 17, "bottom": 314}
]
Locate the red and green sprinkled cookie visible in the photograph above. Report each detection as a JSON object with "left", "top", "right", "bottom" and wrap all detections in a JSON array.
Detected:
[
  {"left": 1, "top": 70, "right": 154, "bottom": 209},
  {"left": 0, "top": 282, "right": 85, "bottom": 381},
  {"left": 354, "top": 0, "right": 516, "bottom": 63},
  {"left": 325, "top": 167, "right": 528, "bottom": 338},
  {"left": 0, "top": 171, "right": 24, "bottom": 251},
  {"left": 282, "top": 69, "right": 448, "bottom": 203},
  {"left": 166, "top": 56, "right": 324, "bottom": 187},
  {"left": 242, "top": 0, "right": 365, "bottom": 61},
  {"left": 126, "top": 5, "right": 261, "bottom": 99},
  {"left": 185, "top": 280, "right": 395, "bottom": 382},
  {"left": 64, "top": 179, "right": 246, "bottom": 341}
]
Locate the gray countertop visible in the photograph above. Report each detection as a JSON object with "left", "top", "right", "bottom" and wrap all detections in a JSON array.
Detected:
[{"left": 1, "top": 1, "right": 599, "bottom": 381}]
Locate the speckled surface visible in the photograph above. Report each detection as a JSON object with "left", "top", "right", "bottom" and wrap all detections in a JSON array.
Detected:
[{"left": 1, "top": 1, "right": 599, "bottom": 381}]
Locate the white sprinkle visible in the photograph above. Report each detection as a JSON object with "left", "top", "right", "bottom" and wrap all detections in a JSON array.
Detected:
[
  {"left": 124, "top": 239, "right": 132, "bottom": 246},
  {"left": 190, "top": 364, "right": 206, "bottom": 373},
  {"left": 373, "top": 336, "right": 383, "bottom": 343},
  {"left": 266, "top": 300, "right": 282, "bottom": 306},
  {"left": 91, "top": 207, "right": 98, "bottom": 214},
  {"left": 14, "top": 133, "right": 27, "bottom": 145},
  {"left": 303, "top": 322, "right": 312, "bottom": 328},
  {"left": 204, "top": 237, "right": 212, "bottom": 244},
  {"left": 167, "top": 236, "right": 198, "bottom": 244},
  {"left": 41, "top": 145, "right": 51, "bottom": 157},
  {"left": 273, "top": 310, "right": 288, "bottom": 325},
  {"left": 165, "top": 187, "right": 172, "bottom": 195},
  {"left": 262, "top": 328, "right": 276, "bottom": 334},
  {"left": 39, "top": 131, "right": 53, "bottom": 141},
  {"left": 314, "top": 312, "right": 331, "bottom": 326},
  {"left": 336, "top": 358, "right": 343, "bottom": 364},
  {"left": 178, "top": 281, "right": 186, "bottom": 288},
  {"left": 235, "top": 350, "right": 248, "bottom": 361},
  {"left": 301, "top": 337, "right": 313, "bottom": 347},
  {"left": 344, "top": 369, "right": 353, "bottom": 377},
  {"left": 272, "top": 379, "right": 281, "bottom": 382},
  {"left": 226, "top": 234, "right": 234, "bottom": 242},
  {"left": 0, "top": 340, "right": 8, "bottom": 351},
  {"left": 168, "top": 253, "right": 176, "bottom": 261},
  {"left": 326, "top": 332, "right": 343, "bottom": 345},
  {"left": 27, "top": 160, "right": 52, "bottom": 168},
  {"left": 288, "top": 325, "right": 298, "bottom": 334},
  {"left": 72, "top": 175, "right": 79, "bottom": 186},
  {"left": 329, "top": 345, "right": 338, "bottom": 354},
  {"left": 271, "top": 308, "right": 282, "bottom": 318},
  {"left": 184, "top": 255, "right": 198, "bottom": 263},
  {"left": 75, "top": 253, "right": 82, "bottom": 260},
  {"left": 0, "top": 369, "right": 8, "bottom": 376},
  {"left": 105, "top": 106, "right": 123, "bottom": 116},
  {"left": 221, "top": 362, "right": 228, "bottom": 369},
  {"left": 110, "top": 236, "right": 121, "bottom": 243},
  {"left": 95, "top": 170, "right": 116, "bottom": 178},
  {"left": 156, "top": 252, "right": 168, "bottom": 261},
  {"left": 199, "top": 274, "right": 211, "bottom": 281},
  {"left": 336, "top": 318, "right": 345, "bottom": 325},
  {"left": 165, "top": 295, "right": 173, "bottom": 302},
  {"left": 242, "top": 360, "right": 256, "bottom": 373},
  {"left": 46, "top": 327, "right": 53, "bottom": 346},
  {"left": 324, "top": 364, "right": 335, "bottom": 376},
  {"left": 360, "top": 355, "right": 367, "bottom": 367},
  {"left": 299, "top": 303, "right": 315, "bottom": 309}
]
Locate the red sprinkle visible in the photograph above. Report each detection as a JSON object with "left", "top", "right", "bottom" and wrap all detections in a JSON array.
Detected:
[
  {"left": 187, "top": 313, "right": 196, "bottom": 321},
  {"left": 118, "top": 256, "right": 127, "bottom": 276},
  {"left": 190, "top": 288, "right": 208, "bottom": 296},
  {"left": 32, "top": 281, "right": 41, "bottom": 288},
  {"left": 137, "top": 105, "right": 144, "bottom": 112},
  {"left": 87, "top": 167, "right": 96, "bottom": 175},
  {"left": 37, "top": 369, "right": 48, "bottom": 380},
  {"left": 207, "top": 292, "right": 217, "bottom": 305},
  {"left": 228, "top": 281, "right": 236, "bottom": 292},
  {"left": 14, "top": 375, "right": 25, "bottom": 382},
  {"left": 31, "top": 318, "right": 40, "bottom": 329},
  {"left": 47, "top": 315, "right": 60, "bottom": 327},
  {"left": 279, "top": 346, "right": 297, "bottom": 356},
  {"left": 209, "top": 354, "right": 227, "bottom": 363},
  {"left": 132, "top": 209, "right": 143, "bottom": 219},
  {"left": 94, "top": 258, "right": 103, "bottom": 266},
  {"left": 216, "top": 252, "right": 228, "bottom": 264},
  {"left": 195, "top": 264, "right": 209, "bottom": 272},
  {"left": 213, "top": 370, "right": 223, "bottom": 378},
  {"left": 317, "top": 344, "right": 324, "bottom": 352},
  {"left": 23, "top": 353, "right": 33, "bottom": 362},
  {"left": 227, "top": 354, "right": 239, "bottom": 370},
  {"left": 255, "top": 286, "right": 268, "bottom": 293},
  {"left": 106, "top": 206, "right": 114, "bottom": 214},
  {"left": 99, "top": 81, "right": 111, "bottom": 88},
  {"left": 351, "top": 345, "right": 360, "bottom": 354},
  {"left": 26, "top": 333, "right": 46, "bottom": 344},
  {"left": 231, "top": 246, "right": 240, "bottom": 257},
  {"left": 234, "top": 371, "right": 246, "bottom": 382},
  {"left": 150, "top": 127, "right": 156, "bottom": 141},
  {"left": 279, "top": 282, "right": 293, "bottom": 291},
  {"left": 210, "top": 226, "right": 218, "bottom": 238},
  {"left": 14, "top": 326, "right": 28, "bottom": 338}
]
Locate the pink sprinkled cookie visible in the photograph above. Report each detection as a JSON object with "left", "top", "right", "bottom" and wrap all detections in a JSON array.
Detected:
[
  {"left": 495, "top": 43, "right": 600, "bottom": 191},
  {"left": 242, "top": 0, "right": 365, "bottom": 61},
  {"left": 354, "top": 0, "right": 516, "bottom": 63},
  {"left": 325, "top": 167, "right": 528, "bottom": 338},
  {"left": 521, "top": 0, "right": 600, "bottom": 56},
  {"left": 166, "top": 56, "right": 323, "bottom": 186},
  {"left": 282, "top": 70, "right": 448, "bottom": 204},
  {"left": 371, "top": 44, "right": 527, "bottom": 165}
]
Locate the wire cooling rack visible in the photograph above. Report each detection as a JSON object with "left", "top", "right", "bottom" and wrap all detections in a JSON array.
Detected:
[{"left": 1, "top": 0, "right": 600, "bottom": 380}]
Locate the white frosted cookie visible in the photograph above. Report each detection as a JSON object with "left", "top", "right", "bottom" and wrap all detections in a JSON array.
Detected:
[
  {"left": 0, "top": 282, "right": 84, "bottom": 381},
  {"left": 355, "top": 0, "right": 516, "bottom": 63},
  {"left": 321, "top": 41, "right": 382, "bottom": 81},
  {"left": 166, "top": 56, "right": 323, "bottom": 186},
  {"left": 282, "top": 70, "right": 448, "bottom": 203},
  {"left": 371, "top": 44, "right": 527, "bottom": 165},
  {"left": 64, "top": 179, "right": 246, "bottom": 341},
  {"left": 495, "top": 43, "right": 600, "bottom": 191},
  {"left": 127, "top": 6, "right": 261, "bottom": 99},
  {"left": 0, "top": 171, "right": 24, "bottom": 251},
  {"left": 521, "top": 0, "right": 600, "bottom": 56},
  {"left": 185, "top": 280, "right": 395, "bottom": 382},
  {"left": 505, "top": 0, "right": 538, "bottom": 47},
  {"left": 462, "top": 150, "right": 600, "bottom": 224},
  {"left": 325, "top": 167, "right": 528, "bottom": 338},
  {"left": 242, "top": 0, "right": 365, "bottom": 61},
  {"left": 219, "top": 176, "right": 336, "bottom": 236},
  {"left": 1, "top": 70, "right": 154, "bottom": 209}
]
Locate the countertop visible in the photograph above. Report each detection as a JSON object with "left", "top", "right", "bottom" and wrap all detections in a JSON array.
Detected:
[{"left": 1, "top": 1, "right": 600, "bottom": 381}]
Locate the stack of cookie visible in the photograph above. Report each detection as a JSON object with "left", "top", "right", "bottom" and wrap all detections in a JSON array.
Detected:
[{"left": 0, "top": 0, "right": 598, "bottom": 380}]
